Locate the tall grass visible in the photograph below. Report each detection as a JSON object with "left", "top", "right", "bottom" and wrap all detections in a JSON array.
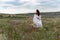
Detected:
[{"left": 0, "top": 17, "right": 60, "bottom": 40}]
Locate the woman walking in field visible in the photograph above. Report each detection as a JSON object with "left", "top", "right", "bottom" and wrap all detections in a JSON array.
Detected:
[{"left": 32, "top": 9, "right": 43, "bottom": 31}]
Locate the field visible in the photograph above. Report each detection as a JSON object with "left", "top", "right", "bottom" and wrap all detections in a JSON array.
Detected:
[{"left": 0, "top": 14, "right": 60, "bottom": 40}]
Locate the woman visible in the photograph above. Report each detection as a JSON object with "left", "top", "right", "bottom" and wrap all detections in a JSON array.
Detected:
[{"left": 33, "top": 9, "right": 43, "bottom": 31}]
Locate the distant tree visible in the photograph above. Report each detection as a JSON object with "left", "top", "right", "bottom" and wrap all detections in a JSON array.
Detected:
[
  {"left": 0, "top": 15, "right": 3, "bottom": 18},
  {"left": 8, "top": 15, "right": 11, "bottom": 18}
]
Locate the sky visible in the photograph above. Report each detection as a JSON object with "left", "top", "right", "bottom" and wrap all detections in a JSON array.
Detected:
[{"left": 0, "top": 0, "right": 60, "bottom": 14}]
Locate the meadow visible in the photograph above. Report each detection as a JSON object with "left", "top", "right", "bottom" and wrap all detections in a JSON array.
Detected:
[{"left": 0, "top": 14, "right": 60, "bottom": 40}]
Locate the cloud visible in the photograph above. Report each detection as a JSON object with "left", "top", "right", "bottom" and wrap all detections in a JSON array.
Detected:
[
  {"left": 0, "top": 0, "right": 15, "bottom": 2},
  {"left": 0, "top": 0, "right": 60, "bottom": 14},
  {"left": 0, "top": 8, "right": 35, "bottom": 14}
]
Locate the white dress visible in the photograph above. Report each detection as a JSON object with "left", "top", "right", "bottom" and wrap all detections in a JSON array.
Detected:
[{"left": 33, "top": 14, "right": 42, "bottom": 28}]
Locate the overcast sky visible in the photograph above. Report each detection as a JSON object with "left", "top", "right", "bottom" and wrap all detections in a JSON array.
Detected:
[{"left": 0, "top": 0, "right": 60, "bottom": 14}]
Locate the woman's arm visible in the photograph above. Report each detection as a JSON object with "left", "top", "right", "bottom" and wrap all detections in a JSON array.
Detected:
[{"left": 36, "top": 15, "right": 41, "bottom": 20}]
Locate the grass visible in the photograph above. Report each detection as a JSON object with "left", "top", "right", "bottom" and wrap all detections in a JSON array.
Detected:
[{"left": 0, "top": 17, "right": 60, "bottom": 40}]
